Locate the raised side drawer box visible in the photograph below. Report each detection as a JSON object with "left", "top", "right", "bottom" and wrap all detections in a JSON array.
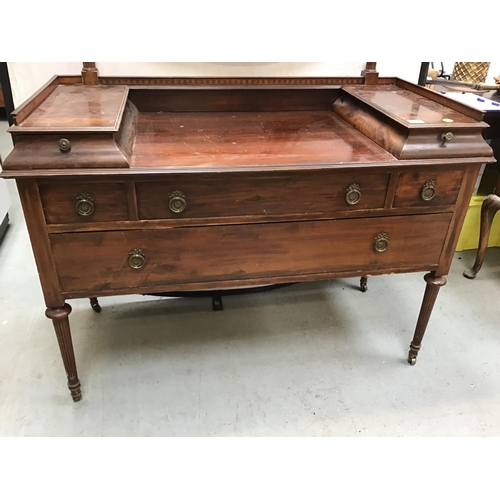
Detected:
[
  {"left": 39, "top": 182, "right": 129, "bottom": 224},
  {"left": 135, "top": 172, "right": 391, "bottom": 220},
  {"left": 50, "top": 213, "right": 452, "bottom": 294}
]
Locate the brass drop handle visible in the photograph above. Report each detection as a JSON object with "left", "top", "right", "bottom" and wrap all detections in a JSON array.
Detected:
[
  {"left": 75, "top": 193, "right": 95, "bottom": 216},
  {"left": 441, "top": 132, "right": 454, "bottom": 143},
  {"left": 374, "top": 233, "right": 389, "bottom": 252},
  {"left": 169, "top": 190, "right": 186, "bottom": 214},
  {"left": 128, "top": 249, "right": 146, "bottom": 269},
  {"left": 59, "top": 138, "right": 71, "bottom": 152},
  {"left": 421, "top": 180, "right": 436, "bottom": 201},
  {"left": 346, "top": 183, "right": 361, "bottom": 205}
]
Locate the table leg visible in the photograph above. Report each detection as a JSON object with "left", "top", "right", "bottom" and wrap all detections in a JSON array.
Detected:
[
  {"left": 360, "top": 276, "right": 368, "bottom": 292},
  {"left": 408, "top": 273, "right": 447, "bottom": 365},
  {"left": 463, "top": 194, "right": 500, "bottom": 279},
  {"left": 45, "top": 303, "right": 82, "bottom": 402}
]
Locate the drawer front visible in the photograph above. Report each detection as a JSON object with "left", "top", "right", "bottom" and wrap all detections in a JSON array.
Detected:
[
  {"left": 51, "top": 213, "right": 452, "bottom": 293},
  {"left": 393, "top": 169, "right": 465, "bottom": 208},
  {"left": 39, "top": 182, "right": 129, "bottom": 224},
  {"left": 135, "top": 172, "right": 390, "bottom": 220}
]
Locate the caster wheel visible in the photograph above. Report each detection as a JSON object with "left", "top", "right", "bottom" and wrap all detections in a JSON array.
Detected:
[
  {"left": 407, "top": 355, "right": 417, "bottom": 365},
  {"left": 212, "top": 295, "right": 223, "bottom": 311},
  {"left": 90, "top": 298, "right": 101, "bottom": 313}
]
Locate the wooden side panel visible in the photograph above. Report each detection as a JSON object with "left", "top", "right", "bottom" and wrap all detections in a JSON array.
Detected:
[
  {"left": 437, "top": 164, "right": 483, "bottom": 275},
  {"left": 129, "top": 88, "right": 340, "bottom": 112},
  {"left": 332, "top": 95, "right": 407, "bottom": 158},
  {"left": 16, "top": 179, "right": 62, "bottom": 307},
  {"left": 115, "top": 100, "right": 138, "bottom": 160},
  {"left": 50, "top": 214, "right": 452, "bottom": 294},
  {"left": 136, "top": 172, "right": 391, "bottom": 220}
]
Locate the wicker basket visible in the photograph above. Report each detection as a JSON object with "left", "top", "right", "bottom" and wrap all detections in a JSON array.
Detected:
[{"left": 451, "top": 62, "right": 490, "bottom": 84}]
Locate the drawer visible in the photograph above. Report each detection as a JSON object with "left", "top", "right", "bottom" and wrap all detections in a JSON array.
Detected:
[
  {"left": 135, "top": 172, "right": 391, "bottom": 220},
  {"left": 50, "top": 213, "right": 452, "bottom": 294},
  {"left": 39, "top": 182, "right": 129, "bottom": 224},
  {"left": 393, "top": 168, "right": 465, "bottom": 208}
]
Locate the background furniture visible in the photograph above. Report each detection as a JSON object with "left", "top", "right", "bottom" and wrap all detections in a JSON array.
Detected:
[
  {"left": 0, "top": 63, "right": 493, "bottom": 401},
  {"left": 459, "top": 90, "right": 500, "bottom": 278}
]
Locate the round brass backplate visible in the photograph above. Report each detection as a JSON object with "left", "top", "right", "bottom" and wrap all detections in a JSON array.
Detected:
[
  {"left": 374, "top": 233, "right": 389, "bottom": 252},
  {"left": 128, "top": 249, "right": 146, "bottom": 269},
  {"left": 59, "top": 138, "right": 71, "bottom": 152},
  {"left": 75, "top": 193, "right": 95, "bottom": 216},
  {"left": 346, "top": 183, "right": 361, "bottom": 205},
  {"left": 169, "top": 190, "right": 186, "bottom": 213},
  {"left": 421, "top": 180, "right": 436, "bottom": 201}
]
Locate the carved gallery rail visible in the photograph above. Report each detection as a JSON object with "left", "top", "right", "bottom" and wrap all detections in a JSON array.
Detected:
[{"left": 0, "top": 72, "right": 493, "bottom": 401}]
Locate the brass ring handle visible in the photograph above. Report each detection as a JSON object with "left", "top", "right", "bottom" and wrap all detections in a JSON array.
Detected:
[
  {"left": 59, "top": 138, "right": 71, "bottom": 152},
  {"left": 169, "top": 190, "right": 186, "bottom": 213},
  {"left": 75, "top": 193, "right": 95, "bottom": 216},
  {"left": 346, "top": 183, "right": 361, "bottom": 205},
  {"left": 128, "top": 249, "right": 146, "bottom": 269},
  {"left": 374, "top": 233, "right": 389, "bottom": 253},
  {"left": 421, "top": 180, "right": 436, "bottom": 201},
  {"left": 441, "top": 132, "right": 454, "bottom": 143}
]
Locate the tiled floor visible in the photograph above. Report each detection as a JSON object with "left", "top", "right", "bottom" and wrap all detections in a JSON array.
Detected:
[{"left": 1, "top": 118, "right": 499, "bottom": 436}]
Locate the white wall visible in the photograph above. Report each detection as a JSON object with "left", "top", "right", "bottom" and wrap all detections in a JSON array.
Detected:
[
  {"left": 7, "top": 62, "right": 423, "bottom": 108},
  {"left": 7, "top": 62, "right": 82, "bottom": 108}
]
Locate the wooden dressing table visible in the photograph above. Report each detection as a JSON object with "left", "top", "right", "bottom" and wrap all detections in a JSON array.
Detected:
[{"left": 0, "top": 63, "right": 494, "bottom": 402}]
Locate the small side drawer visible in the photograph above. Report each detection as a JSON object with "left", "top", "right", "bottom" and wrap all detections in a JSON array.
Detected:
[
  {"left": 136, "top": 172, "right": 391, "bottom": 221},
  {"left": 393, "top": 168, "right": 465, "bottom": 208},
  {"left": 39, "top": 182, "right": 129, "bottom": 224}
]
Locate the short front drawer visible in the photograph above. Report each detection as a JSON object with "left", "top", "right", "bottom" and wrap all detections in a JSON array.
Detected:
[
  {"left": 50, "top": 213, "right": 452, "bottom": 294},
  {"left": 39, "top": 182, "right": 129, "bottom": 224},
  {"left": 393, "top": 168, "right": 465, "bottom": 208},
  {"left": 135, "top": 172, "right": 391, "bottom": 220}
]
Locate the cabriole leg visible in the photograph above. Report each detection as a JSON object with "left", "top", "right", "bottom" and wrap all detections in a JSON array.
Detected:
[
  {"left": 408, "top": 273, "right": 447, "bottom": 365},
  {"left": 45, "top": 303, "right": 82, "bottom": 402},
  {"left": 463, "top": 194, "right": 500, "bottom": 279},
  {"left": 90, "top": 297, "right": 101, "bottom": 313}
]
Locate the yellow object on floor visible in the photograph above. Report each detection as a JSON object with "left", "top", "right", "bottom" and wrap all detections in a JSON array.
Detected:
[{"left": 456, "top": 195, "right": 500, "bottom": 251}]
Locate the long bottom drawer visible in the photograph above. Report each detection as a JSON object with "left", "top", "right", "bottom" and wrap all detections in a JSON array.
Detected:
[{"left": 50, "top": 214, "right": 452, "bottom": 294}]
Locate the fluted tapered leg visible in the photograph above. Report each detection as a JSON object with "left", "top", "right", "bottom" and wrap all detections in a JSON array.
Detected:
[
  {"left": 45, "top": 303, "right": 81, "bottom": 402},
  {"left": 463, "top": 194, "right": 500, "bottom": 279},
  {"left": 408, "top": 273, "right": 447, "bottom": 365}
]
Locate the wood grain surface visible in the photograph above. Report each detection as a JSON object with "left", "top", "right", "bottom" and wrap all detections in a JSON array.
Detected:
[
  {"left": 39, "top": 181, "right": 129, "bottom": 224},
  {"left": 135, "top": 171, "right": 391, "bottom": 220},
  {"left": 131, "top": 110, "right": 396, "bottom": 168},
  {"left": 50, "top": 214, "right": 452, "bottom": 294}
]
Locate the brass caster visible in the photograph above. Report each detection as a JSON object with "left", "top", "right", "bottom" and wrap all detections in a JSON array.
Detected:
[
  {"left": 407, "top": 355, "right": 417, "bottom": 366},
  {"left": 90, "top": 298, "right": 101, "bottom": 313},
  {"left": 212, "top": 295, "right": 223, "bottom": 311}
]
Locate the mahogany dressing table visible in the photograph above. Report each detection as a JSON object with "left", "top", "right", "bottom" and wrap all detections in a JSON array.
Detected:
[{"left": 0, "top": 63, "right": 494, "bottom": 401}]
